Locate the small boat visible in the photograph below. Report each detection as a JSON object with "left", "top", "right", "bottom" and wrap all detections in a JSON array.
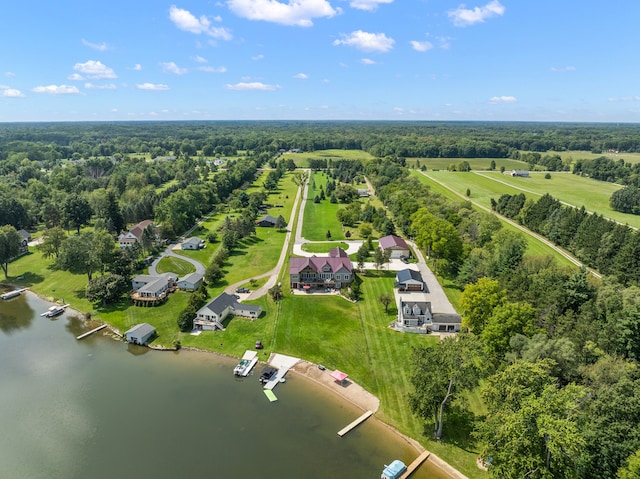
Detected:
[
  {"left": 233, "top": 350, "right": 259, "bottom": 377},
  {"left": 41, "top": 304, "right": 68, "bottom": 318},
  {"left": 259, "top": 366, "right": 278, "bottom": 384},
  {"left": 381, "top": 460, "right": 407, "bottom": 479},
  {"left": 1, "top": 288, "right": 27, "bottom": 300}
]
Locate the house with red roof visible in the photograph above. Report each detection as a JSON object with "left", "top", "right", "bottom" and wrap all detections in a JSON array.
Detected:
[
  {"left": 290, "top": 248, "right": 353, "bottom": 290},
  {"left": 118, "top": 220, "right": 156, "bottom": 248},
  {"left": 378, "top": 235, "right": 410, "bottom": 259}
]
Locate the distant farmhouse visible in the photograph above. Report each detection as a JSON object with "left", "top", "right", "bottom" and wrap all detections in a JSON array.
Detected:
[
  {"left": 17, "top": 229, "right": 31, "bottom": 255},
  {"left": 378, "top": 235, "right": 410, "bottom": 259},
  {"left": 193, "top": 292, "right": 262, "bottom": 331},
  {"left": 509, "top": 169, "right": 530, "bottom": 177},
  {"left": 290, "top": 247, "right": 353, "bottom": 290},
  {"left": 118, "top": 220, "right": 157, "bottom": 249}
]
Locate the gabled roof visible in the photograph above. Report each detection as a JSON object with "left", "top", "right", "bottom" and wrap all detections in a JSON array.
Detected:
[
  {"left": 257, "top": 215, "right": 278, "bottom": 224},
  {"left": 179, "top": 272, "right": 203, "bottom": 284},
  {"left": 183, "top": 237, "right": 203, "bottom": 245},
  {"left": 125, "top": 322, "right": 156, "bottom": 337},
  {"left": 17, "top": 229, "right": 31, "bottom": 240},
  {"left": 127, "top": 219, "right": 154, "bottom": 241},
  {"left": 399, "top": 300, "right": 431, "bottom": 317},
  {"left": 378, "top": 235, "right": 409, "bottom": 250},
  {"left": 329, "top": 247, "right": 349, "bottom": 258},
  {"left": 200, "top": 292, "right": 237, "bottom": 316},
  {"left": 290, "top": 255, "right": 352, "bottom": 275},
  {"left": 395, "top": 269, "right": 423, "bottom": 283}
]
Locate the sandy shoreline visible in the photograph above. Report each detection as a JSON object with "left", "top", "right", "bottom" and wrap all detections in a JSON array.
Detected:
[{"left": 7, "top": 287, "right": 469, "bottom": 479}]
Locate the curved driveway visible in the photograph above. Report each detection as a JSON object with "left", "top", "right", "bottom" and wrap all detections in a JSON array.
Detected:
[{"left": 148, "top": 245, "right": 206, "bottom": 276}]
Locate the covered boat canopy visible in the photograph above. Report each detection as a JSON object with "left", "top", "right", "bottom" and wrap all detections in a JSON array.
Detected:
[
  {"left": 382, "top": 460, "right": 407, "bottom": 479},
  {"left": 331, "top": 370, "right": 349, "bottom": 383}
]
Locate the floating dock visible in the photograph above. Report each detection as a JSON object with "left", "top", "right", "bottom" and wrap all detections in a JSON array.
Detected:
[
  {"left": 263, "top": 353, "right": 300, "bottom": 391},
  {"left": 337, "top": 410, "right": 374, "bottom": 437},
  {"left": 76, "top": 324, "right": 108, "bottom": 340},
  {"left": 263, "top": 390, "right": 278, "bottom": 402},
  {"left": 234, "top": 350, "right": 259, "bottom": 377},
  {"left": 40, "top": 304, "right": 69, "bottom": 317},
  {"left": 398, "top": 450, "right": 431, "bottom": 478},
  {"left": 1, "top": 288, "right": 27, "bottom": 300}
]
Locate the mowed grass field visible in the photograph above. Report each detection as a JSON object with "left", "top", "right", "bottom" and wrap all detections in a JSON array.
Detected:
[
  {"left": 284, "top": 149, "right": 375, "bottom": 167},
  {"left": 427, "top": 170, "right": 640, "bottom": 229},
  {"left": 411, "top": 171, "right": 579, "bottom": 268},
  {"left": 541, "top": 150, "right": 640, "bottom": 165},
  {"left": 406, "top": 157, "right": 529, "bottom": 171},
  {"left": 302, "top": 171, "right": 348, "bottom": 241}
]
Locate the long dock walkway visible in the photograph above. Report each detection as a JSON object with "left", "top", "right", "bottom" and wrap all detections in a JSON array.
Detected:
[
  {"left": 76, "top": 324, "right": 107, "bottom": 340},
  {"left": 399, "top": 450, "right": 431, "bottom": 478},
  {"left": 337, "top": 410, "right": 374, "bottom": 437},
  {"left": 263, "top": 353, "right": 300, "bottom": 390}
]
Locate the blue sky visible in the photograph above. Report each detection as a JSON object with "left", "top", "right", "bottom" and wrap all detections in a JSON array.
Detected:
[{"left": 1, "top": 0, "right": 639, "bottom": 122}]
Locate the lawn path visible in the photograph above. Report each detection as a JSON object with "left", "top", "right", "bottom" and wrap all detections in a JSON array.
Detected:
[{"left": 419, "top": 171, "right": 601, "bottom": 279}]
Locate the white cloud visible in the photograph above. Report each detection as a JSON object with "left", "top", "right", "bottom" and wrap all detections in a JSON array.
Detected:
[
  {"left": 5, "top": 72, "right": 16, "bottom": 77},
  {"left": 252, "top": 54, "right": 265, "bottom": 60},
  {"left": 84, "top": 82, "right": 116, "bottom": 90},
  {"left": 161, "top": 62, "right": 188, "bottom": 75},
  {"left": 489, "top": 95, "right": 517, "bottom": 104},
  {"left": 551, "top": 66, "right": 576, "bottom": 72},
  {"left": 194, "top": 55, "right": 208, "bottom": 63},
  {"left": 608, "top": 96, "right": 640, "bottom": 102},
  {"left": 169, "top": 6, "right": 232, "bottom": 40},
  {"left": 1, "top": 88, "right": 24, "bottom": 97},
  {"left": 198, "top": 66, "right": 227, "bottom": 73},
  {"left": 410, "top": 40, "right": 433, "bottom": 52},
  {"left": 448, "top": 0, "right": 505, "bottom": 27},
  {"left": 73, "top": 60, "right": 117, "bottom": 79},
  {"left": 360, "top": 58, "right": 376, "bottom": 65},
  {"left": 225, "top": 81, "right": 281, "bottom": 91},
  {"left": 293, "top": 73, "right": 309, "bottom": 79},
  {"left": 333, "top": 30, "right": 395, "bottom": 52},
  {"left": 136, "top": 83, "right": 170, "bottom": 91},
  {"left": 133, "top": 64, "right": 143, "bottom": 71},
  {"left": 227, "top": 0, "right": 339, "bottom": 27},
  {"left": 81, "top": 39, "right": 109, "bottom": 51},
  {"left": 349, "top": 0, "right": 393, "bottom": 11},
  {"left": 32, "top": 85, "right": 80, "bottom": 95},
  {"left": 67, "top": 73, "right": 85, "bottom": 81}
]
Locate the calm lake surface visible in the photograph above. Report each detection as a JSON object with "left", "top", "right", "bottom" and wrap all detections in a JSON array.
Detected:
[{"left": 0, "top": 292, "right": 446, "bottom": 479}]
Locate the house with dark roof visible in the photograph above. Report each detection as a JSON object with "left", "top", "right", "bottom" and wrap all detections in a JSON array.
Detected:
[
  {"left": 118, "top": 220, "right": 156, "bottom": 248},
  {"left": 378, "top": 235, "right": 410, "bottom": 259},
  {"left": 394, "top": 269, "right": 425, "bottom": 291},
  {"left": 398, "top": 300, "right": 433, "bottom": 328},
  {"left": 289, "top": 248, "right": 353, "bottom": 290},
  {"left": 193, "top": 292, "right": 263, "bottom": 331},
  {"left": 256, "top": 215, "right": 278, "bottom": 227}
]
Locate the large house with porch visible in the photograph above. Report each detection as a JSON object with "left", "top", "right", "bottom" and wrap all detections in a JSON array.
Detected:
[{"left": 290, "top": 247, "right": 353, "bottom": 290}]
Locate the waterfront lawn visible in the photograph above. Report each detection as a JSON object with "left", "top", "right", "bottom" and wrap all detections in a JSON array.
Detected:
[
  {"left": 301, "top": 242, "right": 349, "bottom": 254},
  {"left": 156, "top": 255, "right": 195, "bottom": 276},
  {"left": 303, "top": 171, "right": 347, "bottom": 241}
]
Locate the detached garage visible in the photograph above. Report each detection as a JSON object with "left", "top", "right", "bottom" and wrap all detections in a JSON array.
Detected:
[{"left": 125, "top": 323, "right": 156, "bottom": 345}]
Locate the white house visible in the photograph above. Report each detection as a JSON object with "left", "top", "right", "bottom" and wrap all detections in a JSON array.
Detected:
[
  {"left": 118, "top": 220, "right": 156, "bottom": 248},
  {"left": 181, "top": 237, "right": 205, "bottom": 250},
  {"left": 177, "top": 272, "right": 203, "bottom": 291},
  {"left": 131, "top": 273, "right": 177, "bottom": 299},
  {"left": 194, "top": 293, "right": 262, "bottom": 331}
]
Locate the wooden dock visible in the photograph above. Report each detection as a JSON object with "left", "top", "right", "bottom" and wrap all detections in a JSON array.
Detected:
[
  {"left": 1, "top": 288, "right": 27, "bottom": 300},
  {"left": 337, "top": 410, "right": 374, "bottom": 437},
  {"left": 76, "top": 324, "right": 107, "bottom": 340},
  {"left": 399, "top": 450, "right": 431, "bottom": 478}
]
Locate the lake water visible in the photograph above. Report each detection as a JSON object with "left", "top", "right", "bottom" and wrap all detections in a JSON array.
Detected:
[{"left": 0, "top": 292, "right": 446, "bottom": 479}]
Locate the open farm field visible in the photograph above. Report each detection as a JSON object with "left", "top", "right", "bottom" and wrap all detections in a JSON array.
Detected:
[
  {"left": 411, "top": 171, "right": 579, "bottom": 268},
  {"left": 406, "top": 157, "right": 529, "bottom": 171},
  {"left": 536, "top": 150, "right": 640, "bottom": 165},
  {"left": 285, "top": 149, "right": 375, "bottom": 167},
  {"left": 303, "top": 171, "right": 347, "bottom": 241}
]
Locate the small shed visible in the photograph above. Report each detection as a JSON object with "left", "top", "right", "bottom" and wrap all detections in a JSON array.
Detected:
[{"left": 125, "top": 323, "right": 156, "bottom": 345}]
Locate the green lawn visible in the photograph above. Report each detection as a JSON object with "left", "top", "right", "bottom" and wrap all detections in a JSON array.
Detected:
[
  {"left": 539, "top": 150, "right": 640, "bottom": 165},
  {"left": 156, "top": 255, "right": 195, "bottom": 276},
  {"left": 284, "top": 149, "right": 375, "bottom": 167},
  {"left": 301, "top": 242, "right": 349, "bottom": 254},
  {"left": 411, "top": 170, "right": 578, "bottom": 268},
  {"left": 406, "top": 157, "right": 530, "bottom": 171},
  {"left": 303, "top": 171, "right": 348, "bottom": 241}
]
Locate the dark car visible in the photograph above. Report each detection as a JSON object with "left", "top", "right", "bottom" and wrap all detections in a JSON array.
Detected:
[
  {"left": 236, "top": 287, "right": 250, "bottom": 294},
  {"left": 400, "top": 256, "right": 409, "bottom": 264},
  {"left": 255, "top": 340, "right": 263, "bottom": 350}
]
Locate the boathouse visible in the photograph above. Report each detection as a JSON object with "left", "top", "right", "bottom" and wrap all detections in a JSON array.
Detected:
[{"left": 125, "top": 323, "right": 156, "bottom": 345}]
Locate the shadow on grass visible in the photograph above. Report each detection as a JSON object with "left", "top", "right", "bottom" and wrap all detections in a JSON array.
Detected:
[
  {"left": 437, "top": 405, "right": 480, "bottom": 454},
  {"left": 7, "top": 271, "right": 45, "bottom": 286}
]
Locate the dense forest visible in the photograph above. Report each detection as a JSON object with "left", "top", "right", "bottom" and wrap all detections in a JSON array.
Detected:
[{"left": 3, "top": 121, "right": 640, "bottom": 478}]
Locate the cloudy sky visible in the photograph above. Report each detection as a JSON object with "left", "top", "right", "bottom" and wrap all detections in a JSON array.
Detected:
[{"left": 1, "top": 0, "right": 638, "bottom": 122}]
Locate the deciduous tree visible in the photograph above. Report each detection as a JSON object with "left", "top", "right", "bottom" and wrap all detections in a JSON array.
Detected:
[{"left": 0, "top": 225, "right": 21, "bottom": 279}]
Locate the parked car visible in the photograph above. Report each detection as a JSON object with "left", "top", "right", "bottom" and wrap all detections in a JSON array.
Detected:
[
  {"left": 255, "top": 340, "right": 263, "bottom": 349},
  {"left": 236, "top": 287, "right": 250, "bottom": 294},
  {"left": 400, "top": 256, "right": 409, "bottom": 264}
]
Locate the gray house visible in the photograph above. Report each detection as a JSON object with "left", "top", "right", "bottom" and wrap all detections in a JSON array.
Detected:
[
  {"left": 256, "top": 215, "right": 278, "bottom": 227},
  {"left": 397, "top": 300, "right": 433, "bottom": 328},
  {"left": 394, "top": 269, "right": 425, "bottom": 291},
  {"left": 125, "top": 323, "right": 156, "bottom": 345},
  {"left": 181, "top": 237, "right": 205, "bottom": 250},
  {"left": 177, "top": 272, "right": 203, "bottom": 291},
  {"left": 131, "top": 273, "right": 177, "bottom": 299},
  {"left": 194, "top": 292, "right": 262, "bottom": 331}
]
